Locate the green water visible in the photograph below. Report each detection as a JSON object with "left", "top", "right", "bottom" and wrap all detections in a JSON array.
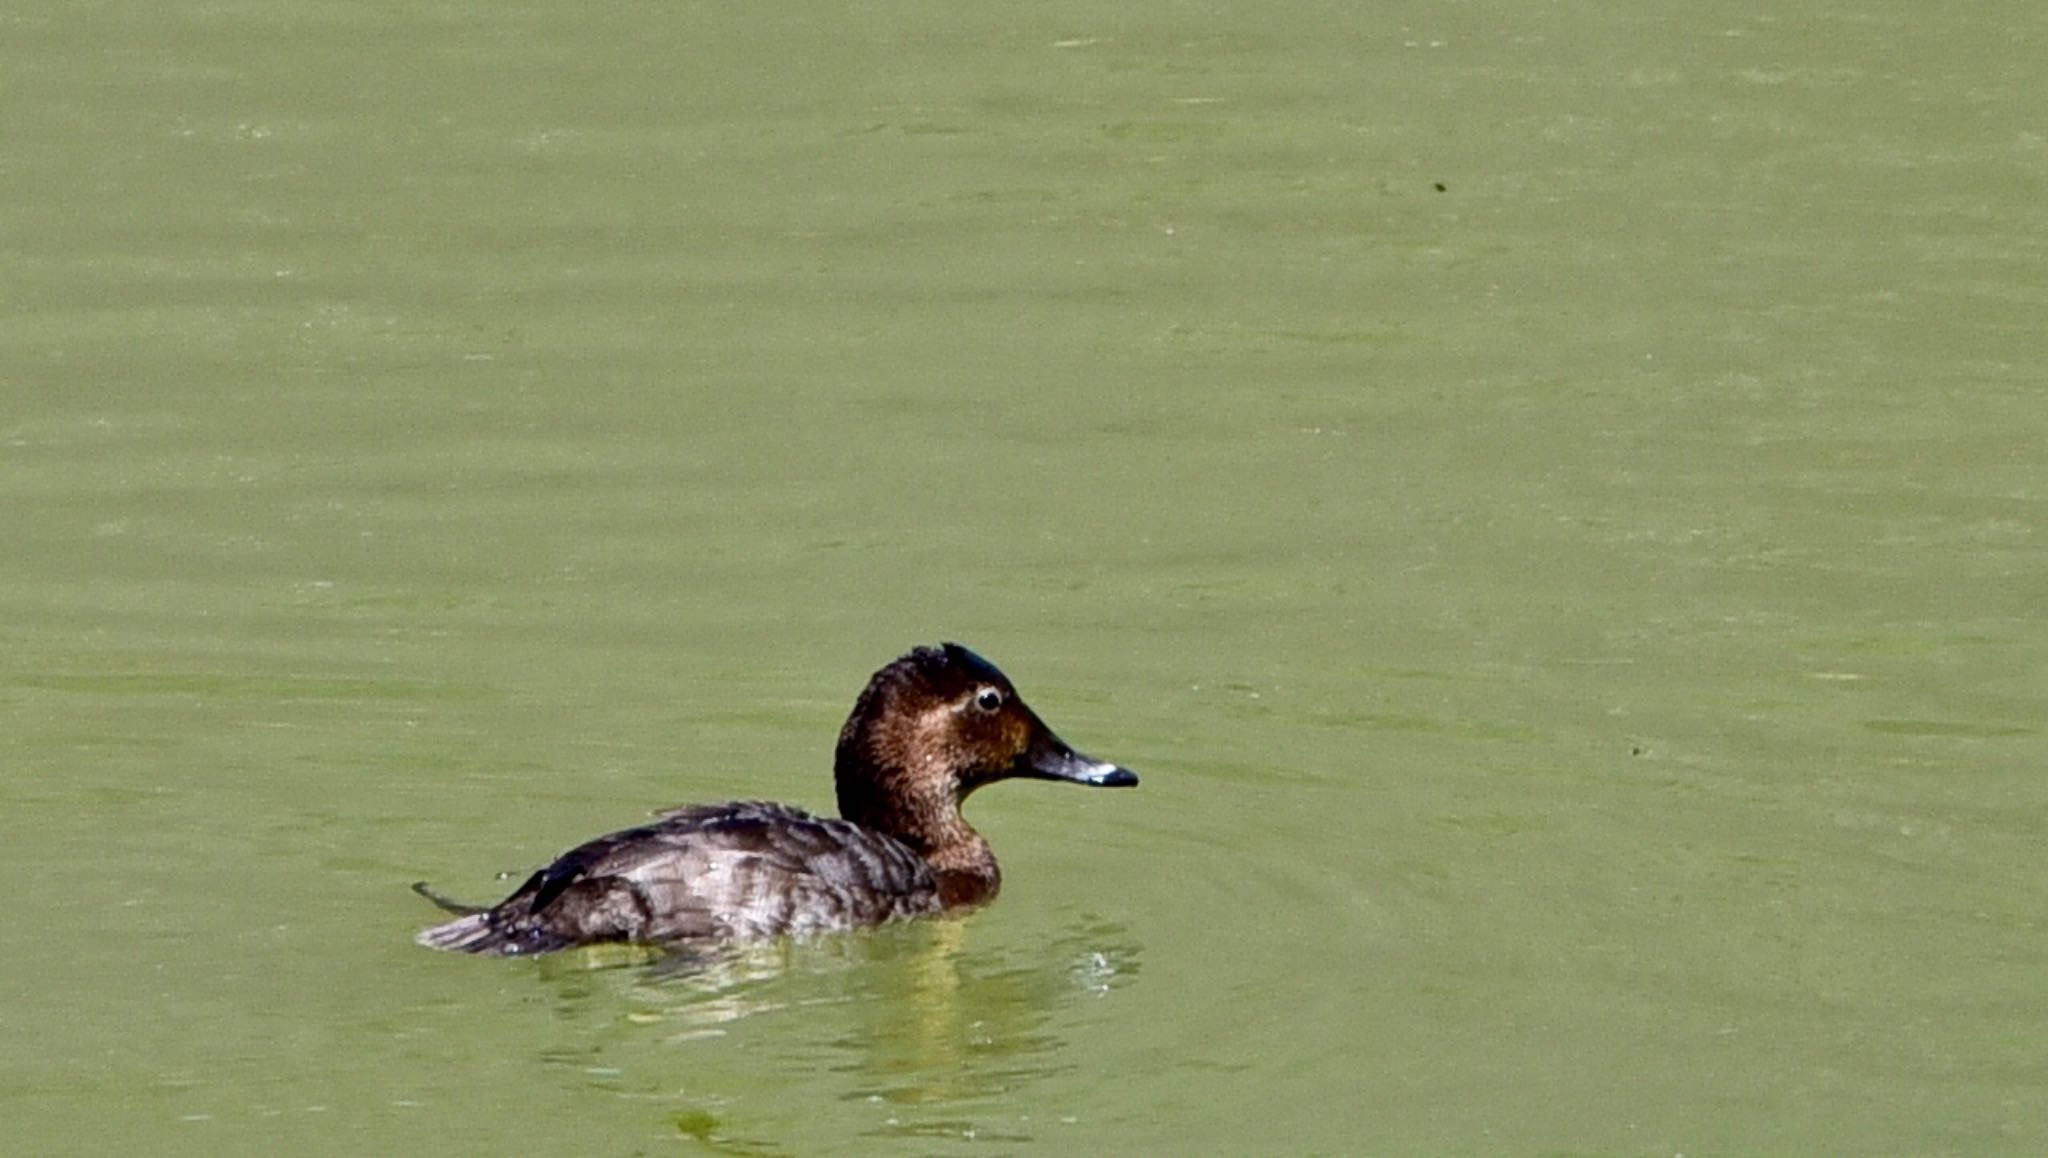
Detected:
[{"left": 6, "top": 0, "right": 2045, "bottom": 1152}]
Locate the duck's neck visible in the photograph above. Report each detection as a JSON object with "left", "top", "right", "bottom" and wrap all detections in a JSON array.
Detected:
[
  {"left": 927, "top": 832, "right": 1001, "bottom": 908},
  {"left": 837, "top": 760, "right": 1000, "bottom": 909},
  {"left": 857, "top": 801, "right": 1001, "bottom": 909}
]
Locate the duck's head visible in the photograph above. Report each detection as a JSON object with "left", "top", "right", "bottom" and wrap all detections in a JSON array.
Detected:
[{"left": 834, "top": 643, "right": 1137, "bottom": 841}]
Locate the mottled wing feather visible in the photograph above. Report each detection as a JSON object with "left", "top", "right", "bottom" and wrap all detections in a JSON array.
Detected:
[{"left": 418, "top": 801, "right": 942, "bottom": 955}]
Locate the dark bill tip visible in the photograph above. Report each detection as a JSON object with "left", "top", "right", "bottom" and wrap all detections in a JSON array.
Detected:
[
  {"left": 1091, "top": 764, "right": 1140, "bottom": 788},
  {"left": 1053, "top": 757, "right": 1139, "bottom": 788}
]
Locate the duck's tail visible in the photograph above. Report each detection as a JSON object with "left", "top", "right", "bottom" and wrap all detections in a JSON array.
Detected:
[
  {"left": 410, "top": 880, "right": 485, "bottom": 915},
  {"left": 414, "top": 912, "right": 532, "bottom": 954},
  {"left": 415, "top": 912, "right": 497, "bottom": 952},
  {"left": 411, "top": 882, "right": 577, "bottom": 956},
  {"left": 415, "top": 913, "right": 581, "bottom": 955}
]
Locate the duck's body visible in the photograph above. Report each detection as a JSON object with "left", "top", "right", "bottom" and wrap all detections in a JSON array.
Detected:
[
  {"left": 414, "top": 644, "right": 1136, "bottom": 956},
  {"left": 415, "top": 802, "right": 944, "bottom": 953}
]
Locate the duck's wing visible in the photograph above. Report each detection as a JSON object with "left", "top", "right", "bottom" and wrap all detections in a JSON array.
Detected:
[{"left": 415, "top": 802, "right": 939, "bottom": 956}]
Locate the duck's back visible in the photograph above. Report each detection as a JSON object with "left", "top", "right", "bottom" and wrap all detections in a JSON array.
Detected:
[{"left": 416, "top": 801, "right": 942, "bottom": 955}]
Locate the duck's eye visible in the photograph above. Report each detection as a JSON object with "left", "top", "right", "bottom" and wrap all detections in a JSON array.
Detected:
[{"left": 973, "top": 687, "right": 1004, "bottom": 713}]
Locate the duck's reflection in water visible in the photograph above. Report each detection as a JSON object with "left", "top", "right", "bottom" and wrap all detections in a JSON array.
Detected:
[{"left": 526, "top": 913, "right": 1141, "bottom": 1144}]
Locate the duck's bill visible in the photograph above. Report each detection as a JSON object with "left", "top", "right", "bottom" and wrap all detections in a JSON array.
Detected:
[{"left": 1024, "top": 735, "right": 1140, "bottom": 788}]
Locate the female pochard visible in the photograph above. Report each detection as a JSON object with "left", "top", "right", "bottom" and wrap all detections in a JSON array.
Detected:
[{"left": 414, "top": 643, "right": 1137, "bottom": 955}]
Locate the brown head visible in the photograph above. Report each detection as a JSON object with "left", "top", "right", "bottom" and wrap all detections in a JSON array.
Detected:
[{"left": 833, "top": 643, "right": 1137, "bottom": 856}]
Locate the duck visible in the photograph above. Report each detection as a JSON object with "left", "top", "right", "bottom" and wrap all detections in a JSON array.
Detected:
[{"left": 413, "top": 643, "right": 1138, "bottom": 956}]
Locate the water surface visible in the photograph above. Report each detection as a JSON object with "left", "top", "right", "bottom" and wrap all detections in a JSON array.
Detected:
[{"left": 5, "top": 0, "right": 2044, "bottom": 1153}]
